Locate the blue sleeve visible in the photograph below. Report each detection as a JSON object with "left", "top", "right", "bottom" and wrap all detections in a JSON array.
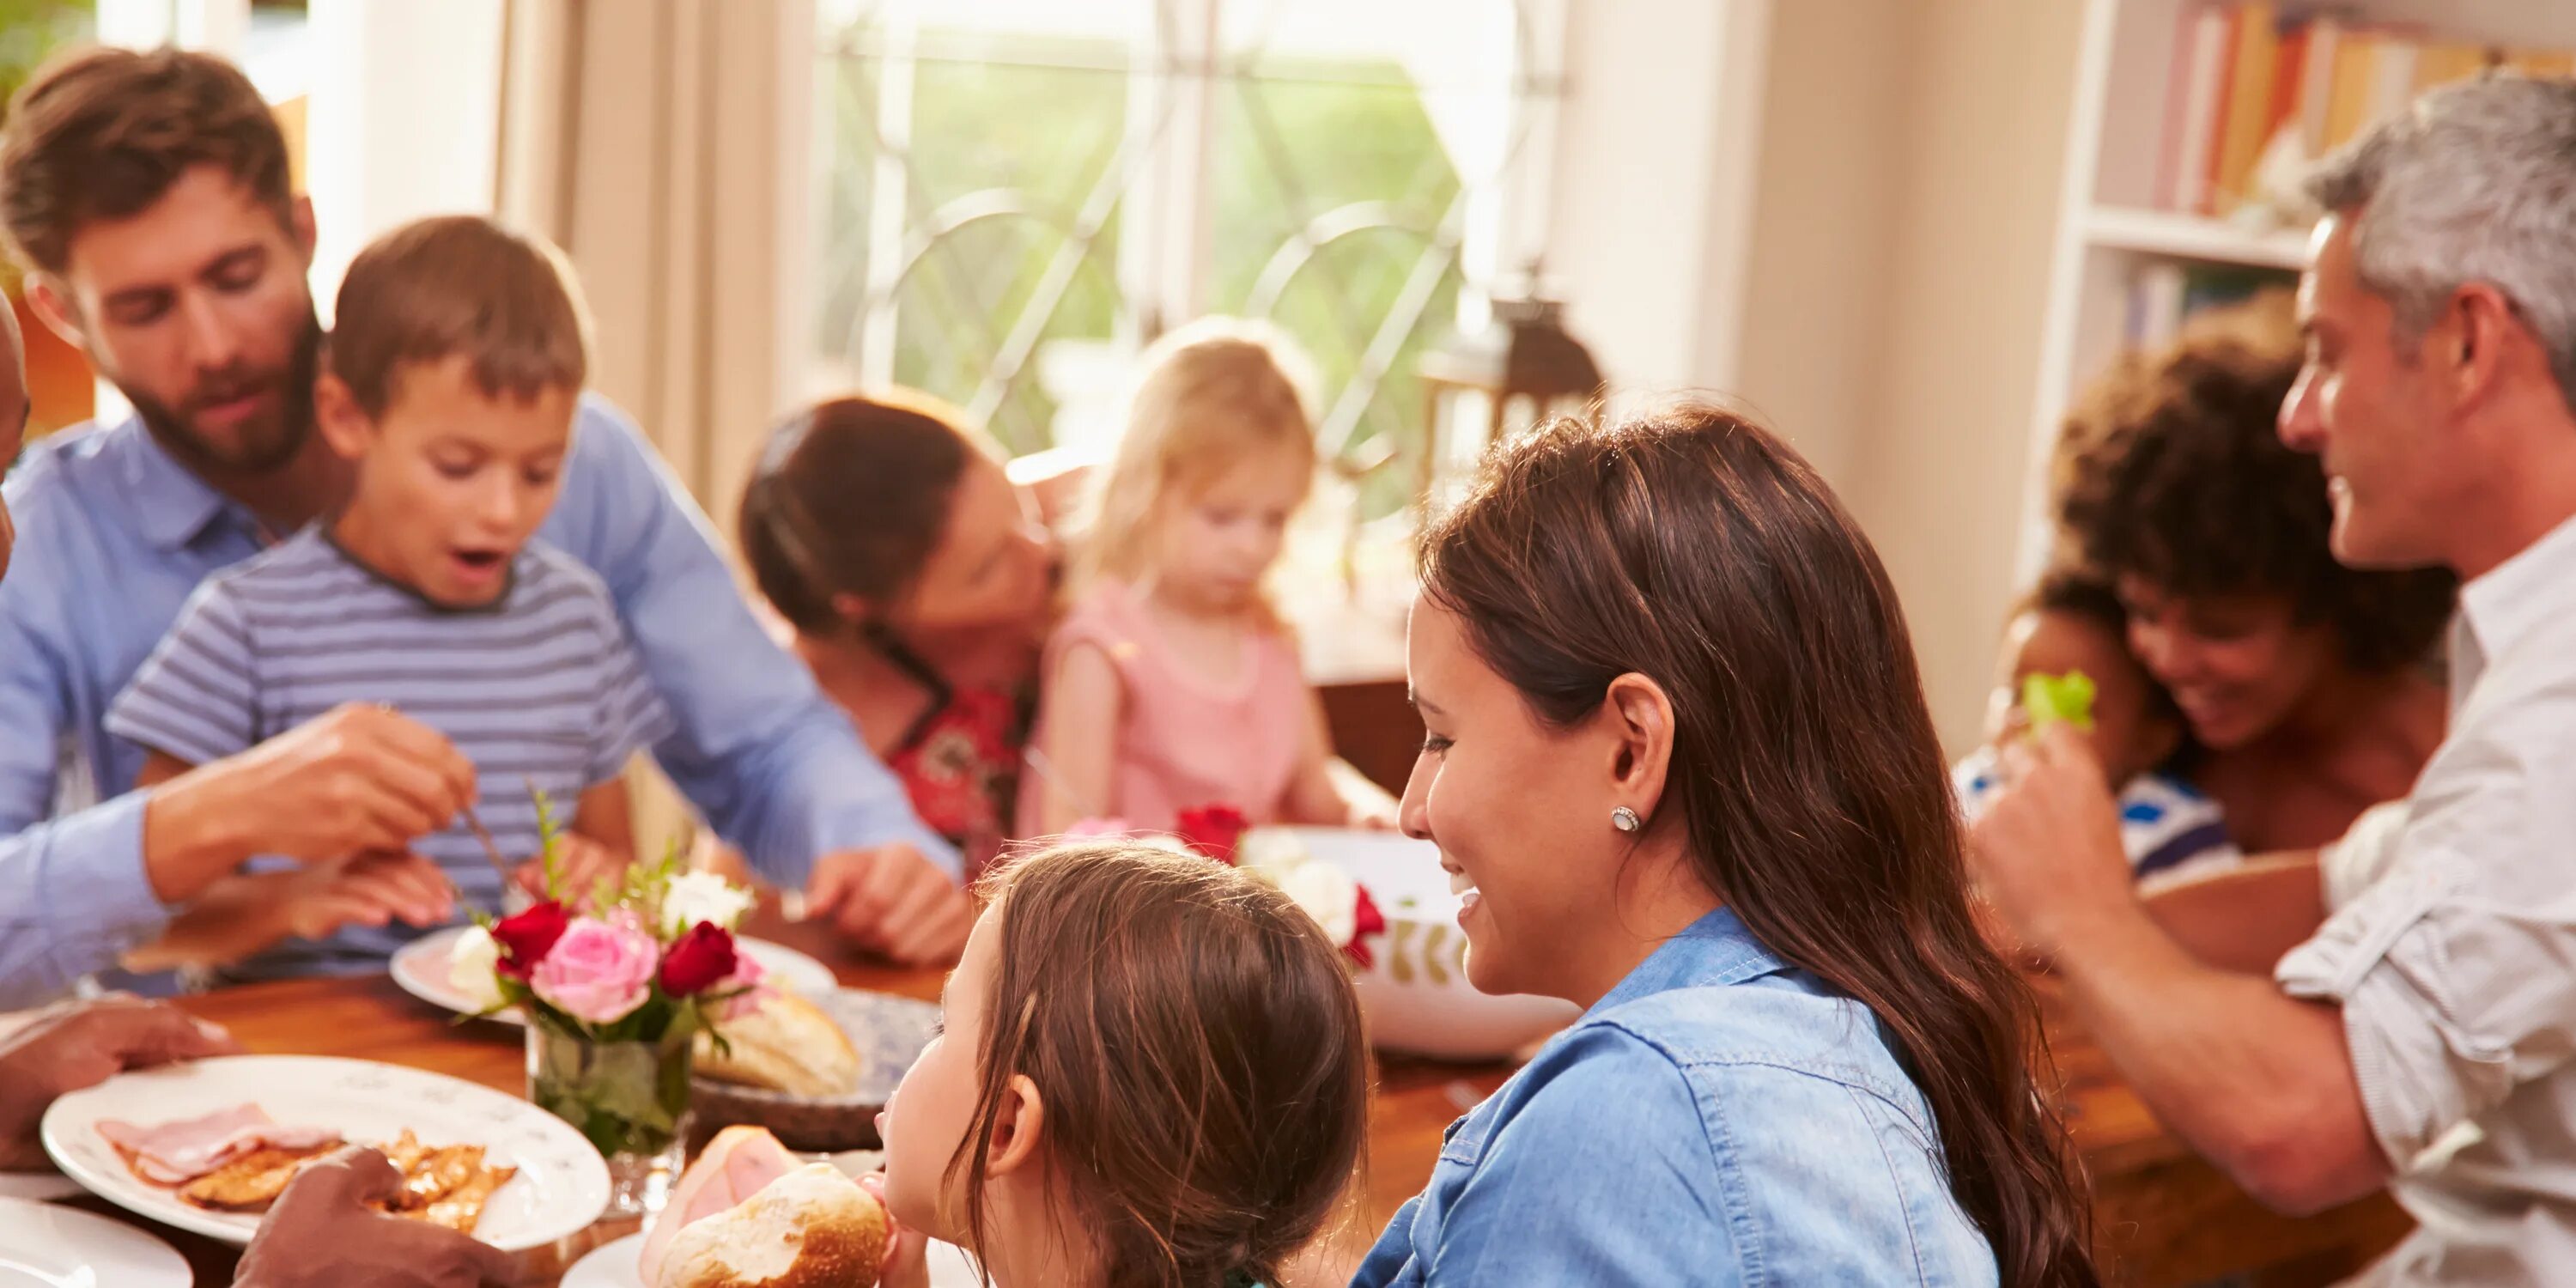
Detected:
[
  {"left": 0, "top": 501, "right": 171, "bottom": 1006},
  {"left": 541, "top": 398, "right": 958, "bottom": 884},
  {"left": 1424, "top": 1033, "right": 1740, "bottom": 1285},
  {"left": 103, "top": 582, "right": 259, "bottom": 768},
  {"left": 581, "top": 592, "right": 678, "bottom": 788},
  {"left": 1348, "top": 1195, "right": 1422, "bottom": 1288}
]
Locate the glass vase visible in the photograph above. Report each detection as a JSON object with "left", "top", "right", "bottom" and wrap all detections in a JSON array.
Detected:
[{"left": 525, "top": 1022, "right": 694, "bottom": 1218}]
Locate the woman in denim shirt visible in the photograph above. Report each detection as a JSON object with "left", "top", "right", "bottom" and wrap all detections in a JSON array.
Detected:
[{"left": 1355, "top": 407, "right": 2100, "bottom": 1286}]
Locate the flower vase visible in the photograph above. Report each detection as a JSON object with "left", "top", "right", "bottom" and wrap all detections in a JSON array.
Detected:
[{"left": 525, "top": 1022, "right": 694, "bottom": 1218}]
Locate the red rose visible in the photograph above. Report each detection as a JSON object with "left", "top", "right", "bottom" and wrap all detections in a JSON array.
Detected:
[
  {"left": 659, "top": 921, "right": 740, "bottom": 997},
  {"left": 490, "top": 901, "right": 570, "bottom": 979},
  {"left": 1345, "top": 884, "right": 1388, "bottom": 969},
  {"left": 1174, "top": 804, "right": 1249, "bottom": 865}
]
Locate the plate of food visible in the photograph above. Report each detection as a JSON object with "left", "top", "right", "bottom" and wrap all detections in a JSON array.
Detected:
[
  {"left": 1244, "top": 827, "right": 1580, "bottom": 1061},
  {"left": 689, "top": 989, "right": 942, "bottom": 1152},
  {"left": 38, "top": 1055, "right": 611, "bottom": 1251},
  {"left": 0, "top": 1194, "right": 191, "bottom": 1287},
  {"left": 562, "top": 1127, "right": 981, "bottom": 1288},
  {"left": 392, "top": 926, "right": 840, "bottom": 1024}
]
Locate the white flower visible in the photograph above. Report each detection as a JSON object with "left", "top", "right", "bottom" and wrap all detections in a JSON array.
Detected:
[
  {"left": 659, "top": 870, "right": 756, "bottom": 939},
  {"left": 1276, "top": 860, "right": 1359, "bottom": 947},
  {"left": 1235, "top": 829, "right": 1310, "bottom": 878},
  {"left": 447, "top": 925, "right": 508, "bottom": 1012}
]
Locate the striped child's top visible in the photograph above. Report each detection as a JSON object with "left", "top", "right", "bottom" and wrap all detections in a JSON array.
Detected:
[
  {"left": 1953, "top": 744, "right": 2241, "bottom": 888},
  {"left": 106, "top": 526, "right": 673, "bottom": 978}
]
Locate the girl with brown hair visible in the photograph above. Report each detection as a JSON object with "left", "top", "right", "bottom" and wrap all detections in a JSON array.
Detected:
[
  {"left": 861, "top": 841, "right": 1370, "bottom": 1288},
  {"left": 1361, "top": 406, "right": 2098, "bottom": 1285}
]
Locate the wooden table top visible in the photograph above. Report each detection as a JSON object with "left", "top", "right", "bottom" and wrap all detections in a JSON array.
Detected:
[{"left": 40, "top": 917, "right": 2405, "bottom": 1287}]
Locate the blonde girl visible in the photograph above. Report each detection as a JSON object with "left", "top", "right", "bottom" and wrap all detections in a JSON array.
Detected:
[{"left": 1021, "top": 318, "right": 1389, "bottom": 835}]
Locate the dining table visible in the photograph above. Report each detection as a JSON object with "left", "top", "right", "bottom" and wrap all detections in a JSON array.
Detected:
[{"left": 38, "top": 910, "right": 2406, "bottom": 1288}]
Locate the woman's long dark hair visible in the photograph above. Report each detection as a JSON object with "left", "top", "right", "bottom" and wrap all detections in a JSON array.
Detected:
[{"left": 1419, "top": 405, "right": 2099, "bottom": 1286}]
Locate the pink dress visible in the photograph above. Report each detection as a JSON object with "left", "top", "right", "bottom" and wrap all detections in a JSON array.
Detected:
[{"left": 1022, "top": 580, "right": 1308, "bottom": 834}]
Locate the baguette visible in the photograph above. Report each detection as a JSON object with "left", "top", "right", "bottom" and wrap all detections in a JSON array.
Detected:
[{"left": 696, "top": 991, "right": 863, "bottom": 1097}]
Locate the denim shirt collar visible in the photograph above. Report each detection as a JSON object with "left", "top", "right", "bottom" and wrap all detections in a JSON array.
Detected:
[
  {"left": 112, "top": 416, "right": 252, "bottom": 551},
  {"left": 1584, "top": 905, "right": 1789, "bottom": 1021}
]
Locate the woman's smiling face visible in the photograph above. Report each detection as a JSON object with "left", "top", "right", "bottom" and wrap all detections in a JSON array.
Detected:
[{"left": 1400, "top": 599, "right": 1630, "bottom": 1003}]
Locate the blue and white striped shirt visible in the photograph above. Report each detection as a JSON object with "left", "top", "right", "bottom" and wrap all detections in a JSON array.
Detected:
[
  {"left": 105, "top": 526, "right": 671, "bottom": 977},
  {"left": 1953, "top": 745, "right": 2241, "bottom": 887}
]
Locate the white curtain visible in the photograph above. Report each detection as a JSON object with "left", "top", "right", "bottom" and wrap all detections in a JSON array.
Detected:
[
  {"left": 498, "top": 0, "right": 811, "bottom": 536},
  {"left": 497, "top": 0, "right": 818, "bottom": 857}
]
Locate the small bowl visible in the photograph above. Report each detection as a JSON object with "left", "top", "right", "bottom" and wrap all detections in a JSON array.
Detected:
[
  {"left": 689, "top": 989, "right": 940, "bottom": 1152},
  {"left": 1255, "top": 828, "right": 1580, "bottom": 1062}
]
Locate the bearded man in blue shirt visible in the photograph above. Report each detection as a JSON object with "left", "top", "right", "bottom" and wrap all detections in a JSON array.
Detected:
[{"left": 0, "top": 46, "right": 972, "bottom": 1006}]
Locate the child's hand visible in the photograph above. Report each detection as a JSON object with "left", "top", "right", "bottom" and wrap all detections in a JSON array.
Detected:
[
  {"left": 857, "top": 1174, "right": 932, "bottom": 1288},
  {"left": 512, "top": 834, "right": 631, "bottom": 905},
  {"left": 279, "top": 852, "right": 455, "bottom": 941},
  {"left": 135, "top": 853, "right": 455, "bottom": 971}
]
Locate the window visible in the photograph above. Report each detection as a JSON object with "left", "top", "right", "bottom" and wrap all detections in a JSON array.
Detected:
[{"left": 807, "top": 0, "right": 1563, "bottom": 516}]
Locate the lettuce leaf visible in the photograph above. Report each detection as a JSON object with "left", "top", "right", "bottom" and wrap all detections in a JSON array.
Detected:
[{"left": 2022, "top": 670, "right": 2096, "bottom": 735}]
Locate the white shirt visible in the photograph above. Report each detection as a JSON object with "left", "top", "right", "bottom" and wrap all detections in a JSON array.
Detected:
[{"left": 2276, "top": 513, "right": 2576, "bottom": 1286}]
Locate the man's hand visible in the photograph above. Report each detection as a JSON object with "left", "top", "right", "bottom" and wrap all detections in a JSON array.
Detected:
[
  {"left": 0, "top": 997, "right": 238, "bottom": 1167},
  {"left": 234, "top": 1146, "right": 515, "bottom": 1287},
  {"left": 144, "top": 703, "right": 478, "bottom": 902},
  {"left": 804, "top": 846, "right": 972, "bottom": 965},
  {"left": 1964, "top": 724, "right": 2140, "bottom": 959}
]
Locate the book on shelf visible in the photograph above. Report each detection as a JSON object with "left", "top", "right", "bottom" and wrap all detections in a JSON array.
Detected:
[
  {"left": 2126, "top": 262, "right": 2293, "bottom": 346},
  {"left": 2151, "top": 4, "right": 2572, "bottom": 222}
]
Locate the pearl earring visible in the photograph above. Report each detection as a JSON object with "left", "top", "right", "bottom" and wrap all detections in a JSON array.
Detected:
[{"left": 1611, "top": 806, "right": 1642, "bottom": 833}]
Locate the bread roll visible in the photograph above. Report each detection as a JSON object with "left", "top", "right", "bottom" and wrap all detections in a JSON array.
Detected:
[
  {"left": 653, "top": 1162, "right": 890, "bottom": 1288},
  {"left": 696, "top": 991, "right": 864, "bottom": 1097},
  {"left": 640, "top": 1127, "right": 804, "bottom": 1284}
]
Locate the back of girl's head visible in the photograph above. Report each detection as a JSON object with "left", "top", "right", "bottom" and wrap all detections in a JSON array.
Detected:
[
  {"left": 1417, "top": 404, "right": 2099, "bottom": 1288},
  {"left": 960, "top": 841, "right": 1368, "bottom": 1288},
  {"left": 1081, "top": 318, "right": 1318, "bottom": 586},
  {"left": 738, "top": 391, "right": 975, "bottom": 634}
]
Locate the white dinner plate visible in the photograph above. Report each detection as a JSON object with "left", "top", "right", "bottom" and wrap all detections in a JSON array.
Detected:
[
  {"left": 392, "top": 927, "right": 840, "bottom": 1024},
  {"left": 0, "top": 1175, "right": 82, "bottom": 1205},
  {"left": 0, "top": 1195, "right": 190, "bottom": 1288},
  {"left": 39, "top": 1055, "right": 610, "bottom": 1251},
  {"left": 562, "top": 1229, "right": 982, "bottom": 1288}
]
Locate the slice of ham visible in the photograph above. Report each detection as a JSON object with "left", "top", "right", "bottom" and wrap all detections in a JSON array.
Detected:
[
  {"left": 638, "top": 1126, "right": 802, "bottom": 1285},
  {"left": 97, "top": 1106, "right": 343, "bottom": 1187}
]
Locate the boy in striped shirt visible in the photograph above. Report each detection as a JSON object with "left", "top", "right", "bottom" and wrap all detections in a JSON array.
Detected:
[{"left": 105, "top": 216, "right": 671, "bottom": 979}]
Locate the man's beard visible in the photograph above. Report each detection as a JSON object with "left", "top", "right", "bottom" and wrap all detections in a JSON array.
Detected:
[{"left": 125, "top": 308, "right": 323, "bottom": 477}]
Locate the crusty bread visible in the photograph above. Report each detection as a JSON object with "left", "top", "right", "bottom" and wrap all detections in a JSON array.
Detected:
[
  {"left": 640, "top": 1127, "right": 804, "bottom": 1285},
  {"left": 696, "top": 991, "right": 864, "bottom": 1098},
  {"left": 653, "top": 1163, "right": 890, "bottom": 1288}
]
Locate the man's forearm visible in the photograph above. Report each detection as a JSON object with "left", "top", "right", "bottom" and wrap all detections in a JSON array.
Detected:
[
  {"left": 2050, "top": 900, "right": 2386, "bottom": 1212},
  {"left": 0, "top": 796, "right": 175, "bottom": 1009},
  {"left": 139, "top": 763, "right": 254, "bottom": 903},
  {"left": 673, "top": 714, "right": 958, "bottom": 887}
]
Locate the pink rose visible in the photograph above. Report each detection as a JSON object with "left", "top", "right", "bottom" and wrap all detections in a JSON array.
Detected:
[
  {"left": 717, "top": 949, "right": 772, "bottom": 1022},
  {"left": 529, "top": 915, "right": 659, "bottom": 1025},
  {"left": 1061, "top": 817, "right": 1133, "bottom": 840}
]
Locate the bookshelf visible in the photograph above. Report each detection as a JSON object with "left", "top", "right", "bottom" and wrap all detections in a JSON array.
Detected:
[
  {"left": 2080, "top": 205, "right": 2309, "bottom": 272},
  {"left": 2020, "top": 0, "right": 2576, "bottom": 579}
]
